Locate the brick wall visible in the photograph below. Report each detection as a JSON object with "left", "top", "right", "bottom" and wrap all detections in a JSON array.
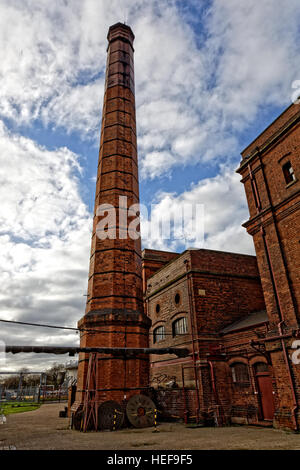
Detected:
[
  {"left": 145, "top": 248, "right": 268, "bottom": 425},
  {"left": 153, "top": 389, "right": 198, "bottom": 421},
  {"left": 238, "top": 101, "right": 300, "bottom": 430},
  {"left": 142, "top": 249, "right": 179, "bottom": 295}
]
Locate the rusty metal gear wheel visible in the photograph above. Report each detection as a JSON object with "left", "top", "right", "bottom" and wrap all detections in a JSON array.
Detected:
[
  {"left": 98, "top": 400, "right": 124, "bottom": 431},
  {"left": 126, "top": 394, "right": 156, "bottom": 428}
]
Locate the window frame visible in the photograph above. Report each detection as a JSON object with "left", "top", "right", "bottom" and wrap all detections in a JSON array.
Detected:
[
  {"left": 230, "top": 362, "right": 250, "bottom": 387},
  {"left": 172, "top": 316, "right": 188, "bottom": 337},
  {"left": 153, "top": 325, "right": 165, "bottom": 344},
  {"left": 282, "top": 161, "right": 296, "bottom": 185}
]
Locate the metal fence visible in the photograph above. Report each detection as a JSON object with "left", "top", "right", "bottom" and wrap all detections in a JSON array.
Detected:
[{"left": 0, "top": 385, "right": 68, "bottom": 403}]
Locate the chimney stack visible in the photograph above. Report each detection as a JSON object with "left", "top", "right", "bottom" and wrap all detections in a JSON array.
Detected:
[{"left": 73, "top": 23, "right": 150, "bottom": 414}]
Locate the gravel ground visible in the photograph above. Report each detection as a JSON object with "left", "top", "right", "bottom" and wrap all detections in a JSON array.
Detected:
[{"left": 0, "top": 403, "right": 300, "bottom": 450}]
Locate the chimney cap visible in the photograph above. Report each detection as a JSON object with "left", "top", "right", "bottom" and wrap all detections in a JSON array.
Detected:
[{"left": 107, "top": 22, "right": 135, "bottom": 44}]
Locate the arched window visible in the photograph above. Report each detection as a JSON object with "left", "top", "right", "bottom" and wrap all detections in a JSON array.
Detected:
[
  {"left": 153, "top": 325, "right": 165, "bottom": 344},
  {"left": 230, "top": 363, "right": 250, "bottom": 386},
  {"left": 172, "top": 317, "right": 188, "bottom": 337}
]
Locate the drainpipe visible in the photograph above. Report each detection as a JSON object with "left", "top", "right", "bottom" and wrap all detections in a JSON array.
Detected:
[
  {"left": 278, "top": 321, "right": 298, "bottom": 431},
  {"left": 251, "top": 333, "right": 293, "bottom": 344},
  {"left": 208, "top": 360, "right": 224, "bottom": 426},
  {"left": 184, "top": 260, "right": 201, "bottom": 423},
  {"left": 181, "top": 366, "right": 188, "bottom": 424}
]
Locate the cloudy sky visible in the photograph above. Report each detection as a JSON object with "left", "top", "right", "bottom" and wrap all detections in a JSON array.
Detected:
[{"left": 1, "top": 0, "right": 300, "bottom": 372}]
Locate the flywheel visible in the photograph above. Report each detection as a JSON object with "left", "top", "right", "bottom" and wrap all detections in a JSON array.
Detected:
[
  {"left": 126, "top": 394, "right": 156, "bottom": 428},
  {"left": 98, "top": 400, "right": 124, "bottom": 431}
]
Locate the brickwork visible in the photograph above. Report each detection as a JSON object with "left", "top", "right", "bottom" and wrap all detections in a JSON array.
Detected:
[
  {"left": 145, "top": 248, "right": 268, "bottom": 424},
  {"left": 142, "top": 249, "right": 179, "bottom": 294},
  {"left": 237, "top": 102, "right": 300, "bottom": 430},
  {"left": 74, "top": 23, "right": 150, "bottom": 411},
  {"left": 145, "top": 98, "right": 300, "bottom": 429},
  {"left": 72, "top": 24, "right": 300, "bottom": 431},
  {"left": 153, "top": 389, "right": 198, "bottom": 421}
]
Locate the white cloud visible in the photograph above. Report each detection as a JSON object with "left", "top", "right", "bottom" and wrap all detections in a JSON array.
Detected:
[
  {"left": 1, "top": 0, "right": 299, "bottom": 174},
  {"left": 0, "top": 0, "right": 299, "bottom": 371},
  {"left": 41, "top": 79, "right": 104, "bottom": 137},
  {"left": 0, "top": 121, "right": 91, "bottom": 371},
  {"left": 141, "top": 166, "right": 255, "bottom": 255},
  {"left": 204, "top": 0, "right": 300, "bottom": 123}
]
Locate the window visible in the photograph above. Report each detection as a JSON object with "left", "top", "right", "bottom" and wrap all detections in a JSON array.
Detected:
[
  {"left": 172, "top": 317, "right": 188, "bottom": 337},
  {"left": 155, "top": 304, "right": 160, "bottom": 314},
  {"left": 282, "top": 161, "right": 296, "bottom": 185},
  {"left": 254, "top": 362, "right": 269, "bottom": 374},
  {"left": 231, "top": 363, "right": 250, "bottom": 385},
  {"left": 153, "top": 325, "right": 165, "bottom": 343},
  {"left": 175, "top": 293, "right": 181, "bottom": 305}
]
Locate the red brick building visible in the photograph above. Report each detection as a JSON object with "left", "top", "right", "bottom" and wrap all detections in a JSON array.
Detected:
[
  {"left": 143, "top": 248, "right": 271, "bottom": 425},
  {"left": 74, "top": 22, "right": 300, "bottom": 431},
  {"left": 237, "top": 102, "right": 300, "bottom": 430},
  {"left": 143, "top": 102, "right": 300, "bottom": 430}
]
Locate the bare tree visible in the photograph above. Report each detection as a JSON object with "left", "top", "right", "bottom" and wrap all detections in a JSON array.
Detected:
[{"left": 46, "top": 363, "right": 66, "bottom": 388}]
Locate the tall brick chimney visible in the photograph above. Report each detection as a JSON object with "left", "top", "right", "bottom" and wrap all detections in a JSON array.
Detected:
[{"left": 74, "top": 23, "right": 151, "bottom": 410}]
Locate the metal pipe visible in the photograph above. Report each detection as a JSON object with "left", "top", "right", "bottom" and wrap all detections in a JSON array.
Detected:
[
  {"left": 278, "top": 321, "right": 298, "bottom": 431},
  {"left": 208, "top": 360, "right": 223, "bottom": 426},
  {"left": 181, "top": 366, "right": 188, "bottom": 424},
  {"left": 5, "top": 345, "right": 189, "bottom": 358},
  {"left": 0, "top": 371, "right": 45, "bottom": 375},
  {"left": 76, "top": 386, "right": 151, "bottom": 393},
  {"left": 248, "top": 163, "right": 261, "bottom": 212},
  {"left": 184, "top": 260, "right": 201, "bottom": 423},
  {"left": 251, "top": 333, "right": 293, "bottom": 344}
]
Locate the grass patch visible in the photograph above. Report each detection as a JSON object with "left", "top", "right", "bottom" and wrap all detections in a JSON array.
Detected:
[{"left": 1, "top": 402, "right": 40, "bottom": 416}]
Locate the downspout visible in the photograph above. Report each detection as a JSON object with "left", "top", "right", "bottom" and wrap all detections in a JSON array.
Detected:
[
  {"left": 181, "top": 366, "right": 188, "bottom": 424},
  {"left": 208, "top": 360, "right": 223, "bottom": 426},
  {"left": 184, "top": 259, "right": 201, "bottom": 423},
  {"left": 278, "top": 321, "right": 298, "bottom": 431}
]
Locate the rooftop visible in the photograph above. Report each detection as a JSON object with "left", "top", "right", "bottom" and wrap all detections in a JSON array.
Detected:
[{"left": 220, "top": 310, "right": 268, "bottom": 335}]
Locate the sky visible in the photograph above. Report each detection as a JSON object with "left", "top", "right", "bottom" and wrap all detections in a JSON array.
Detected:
[{"left": 0, "top": 0, "right": 300, "bottom": 372}]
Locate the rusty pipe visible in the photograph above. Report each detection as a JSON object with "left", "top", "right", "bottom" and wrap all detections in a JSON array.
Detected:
[
  {"left": 181, "top": 366, "right": 188, "bottom": 424},
  {"left": 208, "top": 360, "right": 223, "bottom": 426},
  {"left": 278, "top": 321, "right": 298, "bottom": 431},
  {"left": 251, "top": 333, "right": 293, "bottom": 344},
  {"left": 184, "top": 260, "right": 201, "bottom": 423}
]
